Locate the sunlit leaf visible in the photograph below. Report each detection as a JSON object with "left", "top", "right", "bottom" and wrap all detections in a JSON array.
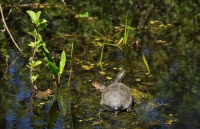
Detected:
[
  {"left": 33, "top": 60, "right": 42, "bottom": 67},
  {"left": 32, "top": 74, "right": 39, "bottom": 81},
  {"left": 28, "top": 42, "right": 35, "bottom": 48},
  {"left": 142, "top": 53, "right": 150, "bottom": 74},
  {"left": 35, "top": 11, "right": 41, "bottom": 21},
  {"left": 29, "top": 41, "right": 40, "bottom": 49},
  {"left": 42, "top": 43, "right": 49, "bottom": 53},
  {"left": 28, "top": 60, "right": 35, "bottom": 66},
  {"left": 26, "top": 10, "right": 36, "bottom": 23},
  {"left": 37, "top": 34, "right": 43, "bottom": 42},
  {"left": 79, "top": 12, "right": 89, "bottom": 18},
  {"left": 39, "top": 18, "right": 47, "bottom": 24},
  {"left": 28, "top": 61, "right": 33, "bottom": 67},
  {"left": 59, "top": 51, "right": 66, "bottom": 75}
]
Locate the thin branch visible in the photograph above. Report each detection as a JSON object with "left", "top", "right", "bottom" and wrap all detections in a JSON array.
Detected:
[
  {"left": 0, "top": 53, "right": 21, "bottom": 80},
  {"left": 0, "top": 4, "right": 23, "bottom": 54},
  {"left": 29, "top": 49, "right": 38, "bottom": 90},
  {"left": 67, "top": 68, "right": 72, "bottom": 87}
]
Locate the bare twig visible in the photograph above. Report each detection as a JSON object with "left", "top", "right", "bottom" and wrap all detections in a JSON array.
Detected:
[
  {"left": 67, "top": 68, "right": 72, "bottom": 86},
  {"left": 0, "top": 4, "right": 23, "bottom": 54},
  {"left": 0, "top": 53, "right": 21, "bottom": 80}
]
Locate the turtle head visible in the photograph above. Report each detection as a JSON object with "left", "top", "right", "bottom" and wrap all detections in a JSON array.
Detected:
[{"left": 115, "top": 69, "right": 126, "bottom": 83}]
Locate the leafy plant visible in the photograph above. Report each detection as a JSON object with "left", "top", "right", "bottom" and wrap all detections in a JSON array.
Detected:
[
  {"left": 86, "top": 29, "right": 123, "bottom": 69},
  {"left": 123, "top": 13, "right": 133, "bottom": 46},
  {"left": 26, "top": 10, "right": 67, "bottom": 116},
  {"left": 85, "top": 12, "right": 135, "bottom": 69}
]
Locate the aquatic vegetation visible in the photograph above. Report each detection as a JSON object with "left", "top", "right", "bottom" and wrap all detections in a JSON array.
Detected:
[
  {"left": 123, "top": 12, "right": 134, "bottom": 46},
  {"left": 86, "top": 29, "right": 123, "bottom": 69},
  {"left": 142, "top": 53, "right": 150, "bottom": 74},
  {"left": 26, "top": 10, "right": 67, "bottom": 116},
  {"left": 131, "top": 88, "right": 152, "bottom": 105}
]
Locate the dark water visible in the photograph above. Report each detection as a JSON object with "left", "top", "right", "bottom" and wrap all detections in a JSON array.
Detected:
[{"left": 1, "top": 0, "right": 200, "bottom": 128}]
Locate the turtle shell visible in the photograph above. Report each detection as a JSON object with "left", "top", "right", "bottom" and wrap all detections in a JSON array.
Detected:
[{"left": 100, "top": 82, "right": 133, "bottom": 112}]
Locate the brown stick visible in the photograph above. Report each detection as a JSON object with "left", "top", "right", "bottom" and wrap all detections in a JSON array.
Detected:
[
  {"left": 0, "top": 4, "right": 23, "bottom": 54},
  {"left": 67, "top": 68, "right": 72, "bottom": 87}
]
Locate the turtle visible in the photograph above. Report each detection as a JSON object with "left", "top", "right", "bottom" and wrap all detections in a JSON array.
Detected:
[{"left": 92, "top": 69, "right": 133, "bottom": 115}]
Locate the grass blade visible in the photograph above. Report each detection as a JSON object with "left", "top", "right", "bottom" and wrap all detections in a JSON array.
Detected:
[{"left": 142, "top": 53, "right": 150, "bottom": 74}]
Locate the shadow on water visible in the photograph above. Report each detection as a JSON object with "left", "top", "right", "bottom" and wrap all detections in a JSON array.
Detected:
[{"left": 1, "top": 0, "right": 200, "bottom": 128}]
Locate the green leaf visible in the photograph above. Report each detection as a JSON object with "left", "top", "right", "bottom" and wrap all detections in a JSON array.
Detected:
[
  {"left": 26, "top": 10, "right": 36, "bottom": 23},
  {"left": 28, "top": 42, "right": 35, "bottom": 48},
  {"left": 42, "top": 42, "right": 49, "bottom": 53},
  {"left": 28, "top": 59, "right": 35, "bottom": 67},
  {"left": 38, "top": 19, "right": 47, "bottom": 30},
  {"left": 33, "top": 60, "right": 42, "bottom": 67},
  {"left": 33, "top": 41, "right": 44, "bottom": 50},
  {"left": 30, "top": 41, "right": 41, "bottom": 49},
  {"left": 38, "top": 41, "right": 44, "bottom": 48},
  {"left": 33, "top": 29, "right": 38, "bottom": 35},
  {"left": 59, "top": 51, "right": 66, "bottom": 75},
  {"left": 79, "top": 12, "right": 89, "bottom": 18},
  {"left": 39, "top": 23, "right": 47, "bottom": 30},
  {"left": 28, "top": 32, "right": 34, "bottom": 36},
  {"left": 32, "top": 74, "right": 39, "bottom": 81},
  {"left": 39, "top": 18, "right": 47, "bottom": 24},
  {"left": 35, "top": 11, "right": 41, "bottom": 21},
  {"left": 28, "top": 29, "right": 38, "bottom": 37},
  {"left": 26, "top": 64, "right": 30, "bottom": 68},
  {"left": 38, "top": 34, "right": 43, "bottom": 42},
  {"left": 41, "top": 43, "right": 55, "bottom": 64},
  {"left": 48, "top": 61, "right": 59, "bottom": 75},
  {"left": 142, "top": 53, "right": 150, "bottom": 74}
]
